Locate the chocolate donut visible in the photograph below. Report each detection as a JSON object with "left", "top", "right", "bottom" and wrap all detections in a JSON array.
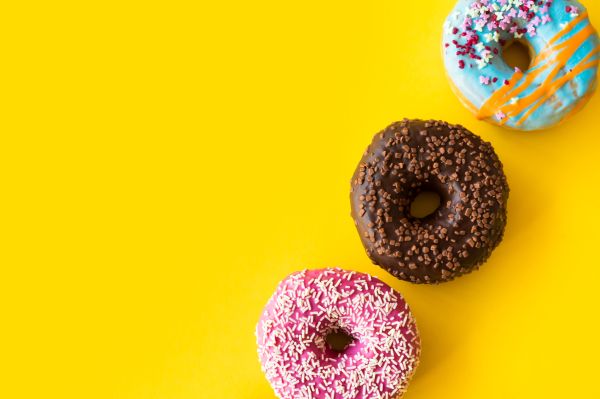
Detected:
[{"left": 350, "top": 119, "right": 509, "bottom": 284}]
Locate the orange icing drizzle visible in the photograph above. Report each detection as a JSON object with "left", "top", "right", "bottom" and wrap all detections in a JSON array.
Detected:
[{"left": 476, "top": 12, "right": 599, "bottom": 126}]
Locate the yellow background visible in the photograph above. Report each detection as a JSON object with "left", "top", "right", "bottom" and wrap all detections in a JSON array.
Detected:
[{"left": 1, "top": 1, "right": 599, "bottom": 398}]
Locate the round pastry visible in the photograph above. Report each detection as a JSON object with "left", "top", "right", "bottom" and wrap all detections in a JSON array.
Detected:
[
  {"left": 256, "top": 268, "right": 420, "bottom": 399},
  {"left": 350, "top": 119, "right": 509, "bottom": 284},
  {"left": 443, "top": 0, "right": 599, "bottom": 131}
]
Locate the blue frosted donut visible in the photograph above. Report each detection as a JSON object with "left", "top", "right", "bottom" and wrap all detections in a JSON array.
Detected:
[{"left": 443, "top": 0, "right": 600, "bottom": 131}]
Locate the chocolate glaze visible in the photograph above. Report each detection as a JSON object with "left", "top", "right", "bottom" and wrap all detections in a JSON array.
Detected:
[{"left": 350, "top": 119, "right": 509, "bottom": 284}]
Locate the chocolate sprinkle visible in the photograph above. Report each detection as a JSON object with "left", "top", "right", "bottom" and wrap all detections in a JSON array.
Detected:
[{"left": 350, "top": 119, "right": 509, "bottom": 284}]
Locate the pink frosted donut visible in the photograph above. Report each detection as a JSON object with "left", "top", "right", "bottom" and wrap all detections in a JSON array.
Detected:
[{"left": 256, "top": 268, "right": 420, "bottom": 399}]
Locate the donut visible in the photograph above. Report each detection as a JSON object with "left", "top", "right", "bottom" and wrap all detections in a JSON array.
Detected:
[
  {"left": 350, "top": 119, "right": 509, "bottom": 284},
  {"left": 256, "top": 268, "right": 420, "bottom": 399},
  {"left": 443, "top": 0, "right": 600, "bottom": 130}
]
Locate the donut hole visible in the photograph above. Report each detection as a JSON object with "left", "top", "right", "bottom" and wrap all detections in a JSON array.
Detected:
[
  {"left": 502, "top": 39, "right": 534, "bottom": 72},
  {"left": 325, "top": 330, "right": 354, "bottom": 354},
  {"left": 410, "top": 191, "right": 441, "bottom": 219}
]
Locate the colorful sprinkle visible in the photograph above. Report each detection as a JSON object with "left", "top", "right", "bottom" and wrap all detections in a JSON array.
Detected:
[{"left": 445, "top": 0, "right": 556, "bottom": 68}]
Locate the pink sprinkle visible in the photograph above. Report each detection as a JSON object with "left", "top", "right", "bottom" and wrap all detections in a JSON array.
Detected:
[
  {"left": 496, "top": 111, "right": 506, "bottom": 120},
  {"left": 528, "top": 26, "right": 537, "bottom": 37},
  {"left": 462, "top": 17, "right": 473, "bottom": 30},
  {"left": 542, "top": 15, "right": 551, "bottom": 24},
  {"left": 466, "top": 31, "right": 478, "bottom": 41},
  {"left": 480, "top": 76, "right": 491, "bottom": 85},
  {"left": 515, "top": 67, "right": 522, "bottom": 73}
]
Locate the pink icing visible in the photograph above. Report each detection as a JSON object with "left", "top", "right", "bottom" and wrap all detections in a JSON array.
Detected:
[{"left": 256, "top": 268, "right": 420, "bottom": 399}]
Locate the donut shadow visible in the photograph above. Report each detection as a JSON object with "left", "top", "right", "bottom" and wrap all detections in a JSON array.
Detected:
[
  {"left": 403, "top": 287, "right": 463, "bottom": 383},
  {"left": 360, "top": 158, "right": 548, "bottom": 392},
  {"left": 487, "top": 149, "right": 546, "bottom": 266}
]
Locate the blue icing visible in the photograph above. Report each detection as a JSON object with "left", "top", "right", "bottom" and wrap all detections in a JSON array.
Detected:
[{"left": 443, "top": 0, "right": 600, "bottom": 131}]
